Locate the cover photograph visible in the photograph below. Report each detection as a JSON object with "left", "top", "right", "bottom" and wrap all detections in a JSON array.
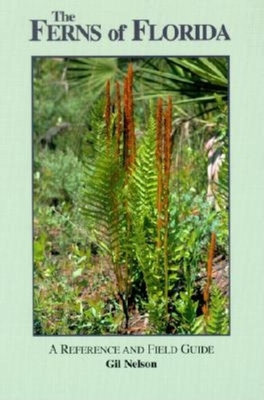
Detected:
[
  {"left": 33, "top": 56, "right": 230, "bottom": 338},
  {"left": 0, "top": 1, "right": 263, "bottom": 400}
]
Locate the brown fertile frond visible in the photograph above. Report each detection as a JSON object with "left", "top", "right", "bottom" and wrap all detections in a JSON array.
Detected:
[
  {"left": 164, "top": 96, "right": 172, "bottom": 184},
  {"left": 156, "top": 98, "right": 163, "bottom": 167},
  {"left": 115, "top": 81, "right": 122, "bottom": 157},
  {"left": 123, "top": 64, "right": 136, "bottom": 173},
  {"left": 127, "top": 64, "right": 136, "bottom": 166},
  {"left": 123, "top": 76, "right": 129, "bottom": 169}
]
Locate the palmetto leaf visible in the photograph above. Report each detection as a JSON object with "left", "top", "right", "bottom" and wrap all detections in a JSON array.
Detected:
[
  {"left": 67, "top": 57, "right": 228, "bottom": 108},
  {"left": 136, "top": 57, "right": 228, "bottom": 104},
  {"left": 67, "top": 58, "right": 125, "bottom": 99},
  {"left": 170, "top": 58, "right": 228, "bottom": 85}
]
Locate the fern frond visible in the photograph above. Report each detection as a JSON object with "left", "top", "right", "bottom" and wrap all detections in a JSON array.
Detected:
[
  {"left": 81, "top": 139, "right": 126, "bottom": 253},
  {"left": 206, "top": 284, "right": 229, "bottom": 334},
  {"left": 174, "top": 290, "right": 202, "bottom": 334},
  {"left": 128, "top": 114, "right": 157, "bottom": 222},
  {"left": 125, "top": 114, "right": 168, "bottom": 308}
]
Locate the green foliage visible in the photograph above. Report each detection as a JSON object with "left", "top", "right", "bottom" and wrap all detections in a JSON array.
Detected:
[
  {"left": 67, "top": 57, "right": 228, "bottom": 105},
  {"left": 67, "top": 58, "right": 124, "bottom": 100},
  {"left": 34, "top": 238, "right": 123, "bottom": 335},
  {"left": 79, "top": 105, "right": 229, "bottom": 334},
  {"left": 171, "top": 285, "right": 229, "bottom": 336},
  {"left": 34, "top": 57, "right": 229, "bottom": 335},
  {"left": 34, "top": 59, "right": 86, "bottom": 137},
  {"left": 129, "top": 115, "right": 157, "bottom": 222},
  {"left": 34, "top": 286, "right": 123, "bottom": 335},
  {"left": 128, "top": 115, "right": 163, "bottom": 306},
  {"left": 171, "top": 191, "right": 220, "bottom": 256},
  {"left": 68, "top": 300, "right": 124, "bottom": 335},
  {"left": 34, "top": 148, "right": 84, "bottom": 207},
  {"left": 82, "top": 144, "right": 125, "bottom": 252},
  {"left": 206, "top": 285, "right": 229, "bottom": 334},
  {"left": 172, "top": 290, "right": 203, "bottom": 334}
]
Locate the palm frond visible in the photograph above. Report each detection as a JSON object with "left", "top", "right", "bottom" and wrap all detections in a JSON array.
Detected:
[
  {"left": 136, "top": 57, "right": 228, "bottom": 104},
  {"left": 67, "top": 58, "right": 124, "bottom": 99}
]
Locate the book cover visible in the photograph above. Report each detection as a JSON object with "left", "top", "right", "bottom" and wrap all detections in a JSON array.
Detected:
[{"left": 0, "top": 1, "right": 263, "bottom": 399}]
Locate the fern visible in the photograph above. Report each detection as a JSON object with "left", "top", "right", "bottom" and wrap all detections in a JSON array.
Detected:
[
  {"left": 80, "top": 71, "right": 228, "bottom": 334},
  {"left": 127, "top": 115, "right": 171, "bottom": 327},
  {"left": 82, "top": 145, "right": 124, "bottom": 248},
  {"left": 173, "top": 290, "right": 203, "bottom": 334},
  {"left": 206, "top": 284, "right": 229, "bottom": 334},
  {"left": 128, "top": 115, "right": 157, "bottom": 221}
]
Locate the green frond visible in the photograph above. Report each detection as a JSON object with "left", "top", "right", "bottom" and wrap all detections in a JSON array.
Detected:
[
  {"left": 81, "top": 139, "right": 126, "bottom": 253},
  {"left": 129, "top": 114, "right": 157, "bottom": 221},
  {"left": 173, "top": 290, "right": 202, "bottom": 334},
  {"left": 137, "top": 57, "right": 228, "bottom": 105},
  {"left": 206, "top": 284, "right": 229, "bottom": 334}
]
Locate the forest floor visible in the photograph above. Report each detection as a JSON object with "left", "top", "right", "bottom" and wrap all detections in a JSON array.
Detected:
[
  {"left": 35, "top": 218, "right": 229, "bottom": 335},
  {"left": 69, "top": 253, "right": 229, "bottom": 335}
]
